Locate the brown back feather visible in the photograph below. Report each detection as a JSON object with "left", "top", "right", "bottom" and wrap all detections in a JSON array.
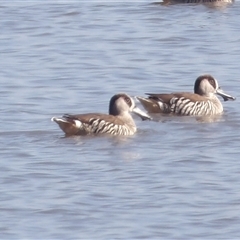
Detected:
[
  {"left": 146, "top": 92, "right": 209, "bottom": 103},
  {"left": 64, "top": 113, "right": 126, "bottom": 126}
]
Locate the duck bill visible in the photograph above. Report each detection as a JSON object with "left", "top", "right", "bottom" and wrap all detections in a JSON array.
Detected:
[
  {"left": 132, "top": 107, "right": 152, "bottom": 121},
  {"left": 216, "top": 88, "right": 236, "bottom": 101}
]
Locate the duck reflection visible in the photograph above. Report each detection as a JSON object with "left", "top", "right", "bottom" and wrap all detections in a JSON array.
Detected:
[{"left": 148, "top": 113, "right": 224, "bottom": 123}]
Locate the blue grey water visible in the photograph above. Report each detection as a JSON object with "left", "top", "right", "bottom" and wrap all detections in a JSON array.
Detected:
[{"left": 1, "top": 0, "right": 240, "bottom": 239}]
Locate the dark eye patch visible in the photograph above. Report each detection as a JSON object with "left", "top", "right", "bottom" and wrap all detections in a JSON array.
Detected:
[
  {"left": 208, "top": 77, "right": 216, "bottom": 89},
  {"left": 124, "top": 97, "right": 132, "bottom": 107}
]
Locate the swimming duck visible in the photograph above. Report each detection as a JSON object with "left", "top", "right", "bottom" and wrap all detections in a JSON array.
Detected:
[
  {"left": 52, "top": 93, "right": 151, "bottom": 136},
  {"left": 161, "top": 0, "right": 233, "bottom": 5},
  {"left": 137, "top": 74, "right": 235, "bottom": 116}
]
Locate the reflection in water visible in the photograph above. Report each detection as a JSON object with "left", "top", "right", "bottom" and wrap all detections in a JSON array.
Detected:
[
  {"left": 148, "top": 113, "right": 224, "bottom": 123},
  {"left": 195, "top": 114, "right": 224, "bottom": 123}
]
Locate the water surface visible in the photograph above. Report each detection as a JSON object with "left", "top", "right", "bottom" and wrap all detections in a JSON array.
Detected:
[{"left": 1, "top": 1, "right": 240, "bottom": 239}]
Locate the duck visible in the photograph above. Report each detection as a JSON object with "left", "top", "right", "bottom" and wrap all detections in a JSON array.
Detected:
[
  {"left": 160, "top": 0, "right": 233, "bottom": 5},
  {"left": 137, "top": 74, "right": 235, "bottom": 116},
  {"left": 51, "top": 93, "right": 151, "bottom": 136}
]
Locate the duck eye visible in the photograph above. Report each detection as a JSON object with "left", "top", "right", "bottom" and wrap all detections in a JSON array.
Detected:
[
  {"left": 209, "top": 79, "right": 215, "bottom": 86},
  {"left": 124, "top": 97, "right": 131, "bottom": 105}
]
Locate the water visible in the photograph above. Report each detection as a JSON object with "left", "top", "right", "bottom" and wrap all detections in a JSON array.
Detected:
[{"left": 1, "top": 1, "right": 240, "bottom": 239}]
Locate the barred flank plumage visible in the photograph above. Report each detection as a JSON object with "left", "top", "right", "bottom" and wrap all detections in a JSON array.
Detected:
[
  {"left": 169, "top": 97, "right": 223, "bottom": 116},
  {"left": 86, "top": 118, "right": 134, "bottom": 135}
]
